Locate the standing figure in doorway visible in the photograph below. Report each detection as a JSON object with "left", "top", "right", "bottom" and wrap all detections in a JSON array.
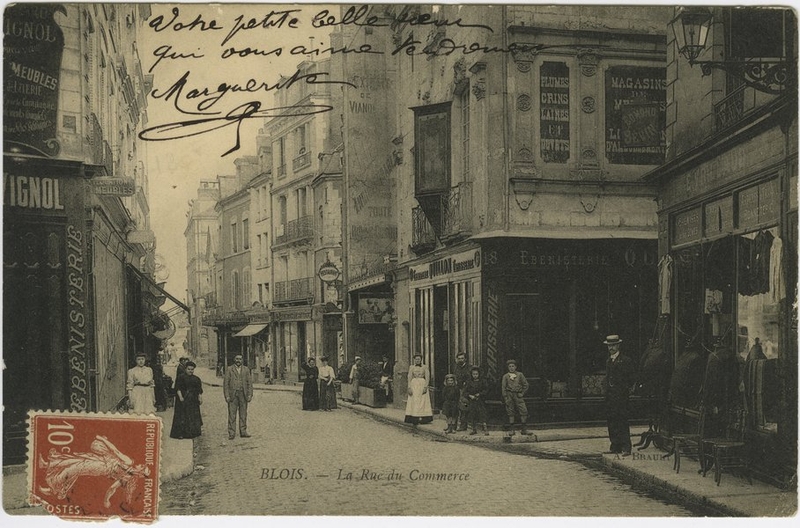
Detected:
[
  {"left": 223, "top": 355, "right": 253, "bottom": 440},
  {"left": 126, "top": 353, "right": 155, "bottom": 415},
  {"left": 404, "top": 354, "right": 433, "bottom": 425},
  {"left": 301, "top": 357, "right": 320, "bottom": 411},
  {"left": 603, "top": 335, "right": 636, "bottom": 456}
]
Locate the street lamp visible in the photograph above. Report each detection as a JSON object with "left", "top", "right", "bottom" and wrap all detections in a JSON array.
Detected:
[{"left": 671, "top": 7, "right": 794, "bottom": 95}]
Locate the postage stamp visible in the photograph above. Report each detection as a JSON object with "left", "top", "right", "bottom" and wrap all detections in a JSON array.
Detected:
[{"left": 27, "top": 411, "right": 161, "bottom": 523}]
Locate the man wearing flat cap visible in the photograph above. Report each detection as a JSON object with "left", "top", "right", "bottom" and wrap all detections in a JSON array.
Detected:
[{"left": 603, "top": 335, "right": 635, "bottom": 455}]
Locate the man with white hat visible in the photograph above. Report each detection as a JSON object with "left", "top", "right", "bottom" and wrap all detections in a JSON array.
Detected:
[{"left": 603, "top": 335, "right": 635, "bottom": 456}]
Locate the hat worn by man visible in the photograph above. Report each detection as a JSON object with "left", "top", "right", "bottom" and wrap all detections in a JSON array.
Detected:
[
  {"left": 354, "top": 356, "right": 362, "bottom": 361},
  {"left": 603, "top": 335, "right": 623, "bottom": 345},
  {"left": 506, "top": 359, "right": 517, "bottom": 366}
]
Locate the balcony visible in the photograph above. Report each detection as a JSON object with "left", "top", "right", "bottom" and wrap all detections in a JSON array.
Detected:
[
  {"left": 441, "top": 181, "right": 473, "bottom": 241},
  {"left": 274, "top": 215, "right": 314, "bottom": 247},
  {"left": 292, "top": 150, "right": 311, "bottom": 172},
  {"left": 411, "top": 206, "right": 437, "bottom": 253},
  {"left": 714, "top": 84, "right": 755, "bottom": 133},
  {"left": 274, "top": 277, "right": 314, "bottom": 303}
]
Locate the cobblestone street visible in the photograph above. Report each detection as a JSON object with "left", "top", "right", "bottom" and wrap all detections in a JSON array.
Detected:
[{"left": 161, "top": 387, "right": 693, "bottom": 516}]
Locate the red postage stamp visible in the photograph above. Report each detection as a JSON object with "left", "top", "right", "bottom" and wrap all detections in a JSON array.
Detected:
[{"left": 28, "top": 411, "right": 161, "bottom": 522}]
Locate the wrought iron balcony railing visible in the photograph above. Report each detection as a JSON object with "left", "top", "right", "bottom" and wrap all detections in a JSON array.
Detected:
[
  {"left": 411, "top": 206, "right": 437, "bottom": 253},
  {"left": 714, "top": 84, "right": 755, "bottom": 132},
  {"left": 292, "top": 150, "right": 312, "bottom": 172},
  {"left": 274, "top": 277, "right": 314, "bottom": 303},
  {"left": 274, "top": 215, "right": 314, "bottom": 246},
  {"left": 441, "top": 181, "right": 473, "bottom": 240}
]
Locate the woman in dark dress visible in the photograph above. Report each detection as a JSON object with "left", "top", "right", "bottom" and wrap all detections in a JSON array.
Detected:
[
  {"left": 301, "top": 357, "right": 320, "bottom": 411},
  {"left": 170, "top": 361, "right": 203, "bottom": 439}
]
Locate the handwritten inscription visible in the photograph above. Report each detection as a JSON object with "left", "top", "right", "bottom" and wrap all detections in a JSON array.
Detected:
[{"left": 140, "top": 5, "right": 549, "bottom": 156}]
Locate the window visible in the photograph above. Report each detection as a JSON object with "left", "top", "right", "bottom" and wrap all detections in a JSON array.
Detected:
[
  {"left": 256, "top": 234, "right": 262, "bottom": 266},
  {"left": 231, "top": 270, "right": 240, "bottom": 310},
  {"left": 279, "top": 196, "right": 287, "bottom": 226},
  {"left": 255, "top": 188, "right": 261, "bottom": 221},
  {"left": 460, "top": 87, "right": 470, "bottom": 181},
  {"left": 231, "top": 222, "right": 238, "bottom": 253},
  {"left": 725, "top": 8, "right": 791, "bottom": 60},
  {"left": 258, "top": 283, "right": 264, "bottom": 304},
  {"left": 413, "top": 102, "right": 451, "bottom": 195},
  {"left": 297, "top": 187, "right": 307, "bottom": 217},
  {"left": 263, "top": 232, "right": 269, "bottom": 265},
  {"left": 242, "top": 218, "right": 249, "bottom": 250},
  {"left": 297, "top": 124, "right": 307, "bottom": 154},
  {"left": 278, "top": 137, "right": 286, "bottom": 176},
  {"left": 243, "top": 267, "right": 251, "bottom": 307}
]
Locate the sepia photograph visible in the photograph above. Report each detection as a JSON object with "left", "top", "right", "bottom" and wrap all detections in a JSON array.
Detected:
[{"left": 2, "top": 2, "right": 798, "bottom": 524}]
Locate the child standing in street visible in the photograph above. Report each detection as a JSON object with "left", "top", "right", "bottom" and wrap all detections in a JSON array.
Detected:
[
  {"left": 501, "top": 359, "right": 532, "bottom": 436},
  {"left": 441, "top": 374, "right": 460, "bottom": 434},
  {"left": 464, "top": 366, "right": 489, "bottom": 435}
]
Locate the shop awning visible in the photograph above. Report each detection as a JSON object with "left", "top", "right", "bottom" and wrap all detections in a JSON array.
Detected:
[
  {"left": 127, "top": 264, "right": 190, "bottom": 313},
  {"left": 233, "top": 323, "right": 268, "bottom": 337}
]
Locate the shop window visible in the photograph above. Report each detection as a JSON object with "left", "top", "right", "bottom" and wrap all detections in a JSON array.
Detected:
[
  {"left": 674, "top": 245, "right": 704, "bottom": 352},
  {"left": 703, "top": 237, "right": 735, "bottom": 347},
  {"left": 736, "top": 227, "right": 780, "bottom": 432}
]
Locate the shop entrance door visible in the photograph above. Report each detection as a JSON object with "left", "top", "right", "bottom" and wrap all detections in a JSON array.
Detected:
[{"left": 432, "top": 285, "right": 449, "bottom": 409}]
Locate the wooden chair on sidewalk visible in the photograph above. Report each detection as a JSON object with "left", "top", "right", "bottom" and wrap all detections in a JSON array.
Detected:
[{"left": 701, "top": 409, "right": 751, "bottom": 485}]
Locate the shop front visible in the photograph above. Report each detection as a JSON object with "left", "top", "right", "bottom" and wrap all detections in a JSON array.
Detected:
[
  {"left": 409, "top": 246, "right": 483, "bottom": 409},
  {"left": 3, "top": 157, "right": 90, "bottom": 464},
  {"left": 270, "top": 306, "right": 314, "bottom": 382},
  {"left": 656, "top": 141, "right": 797, "bottom": 484},
  {"left": 480, "top": 237, "right": 659, "bottom": 423}
]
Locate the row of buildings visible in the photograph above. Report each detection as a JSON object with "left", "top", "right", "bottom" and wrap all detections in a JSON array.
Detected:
[
  {"left": 3, "top": 4, "right": 187, "bottom": 465},
  {"left": 185, "top": 5, "right": 796, "bottom": 484}
]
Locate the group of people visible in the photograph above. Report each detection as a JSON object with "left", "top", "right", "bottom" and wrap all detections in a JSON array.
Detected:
[
  {"left": 300, "top": 356, "right": 338, "bottom": 411},
  {"left": 125, "top": 353, "right": 205, "bottom": 440},
  {"left": 401, "top": 333, "right": 635, "bottom": 451},
  {"left": 406, "top": 352, "right": 533, "bottom": 436}
]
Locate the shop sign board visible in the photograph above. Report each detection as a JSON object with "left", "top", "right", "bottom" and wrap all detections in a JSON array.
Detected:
[
  {"left": 704, "top": 196, "right": 734, "bottom": 237},
  {"left": 738, "top": 178, "right": 780, "bottom": 231},
  {"left": 409, "top": 249, "right": 481, "bottom": 283},
  {"left": 605, "top": 66, "right": 666, "bottom": 165},
  {"left": 92, "top": 177, "right": 136, "bottom": 197},
  {"left": 272, "top": 306, "right": 313, "bottom": 322},
  {"left": 540, "top": 62, "right": 570, "bottom": 163},
  {"left": 673, "top": 207, "right": 702, "bottom": 246},
  {"left": 318, "top": 261, "right": 341, "bottom": 283},
  {"left": 3, "top": 4, "right": 65, "bottom": 157}
]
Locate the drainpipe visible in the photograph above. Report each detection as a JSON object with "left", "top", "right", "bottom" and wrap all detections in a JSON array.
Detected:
[{"left": 502, "top": 5, "right": 511, "bottom": 232}]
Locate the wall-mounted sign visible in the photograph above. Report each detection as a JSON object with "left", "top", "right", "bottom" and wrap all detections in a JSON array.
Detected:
[
  {"left": 92, "top": 178, "right": 136, "bottom": 197},
  {"left": 540, "top": 62, "right": 570, "bottom": 163},
  {"left": 672, "top": 207, "right": 702, "bottom": 246},
  {"left": 3, "top": 4, "right": 66, "bottom": 157},
  {"left": 127, "top": 230, "right": 156, "bottom": 245},
  {"left": 318, "top": 261, "right": 341, "bottom": 283},
  {"left": 409, "top": 249, "right": 481, "bottom": 283},
  {"left": 357, "top": 294, "right": 394, "bottom": 325},
  {"left": 605, "top": 66, "right": 666, "bottom": 165}
]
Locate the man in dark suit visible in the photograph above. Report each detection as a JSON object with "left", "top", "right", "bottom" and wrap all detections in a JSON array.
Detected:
[
  {"left": 453, "top": 352, "right": 472, "bottom": 431},
  {"left": 223, "top": 354, "right": 253, "bottom": 440},
  {"left": 603, "top": 335, "right": 636, "bottom": 455}
]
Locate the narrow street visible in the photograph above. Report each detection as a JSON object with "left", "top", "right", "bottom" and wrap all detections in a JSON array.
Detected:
[{"left": 161, "top": 387, "right": 694, "bottom": 516}]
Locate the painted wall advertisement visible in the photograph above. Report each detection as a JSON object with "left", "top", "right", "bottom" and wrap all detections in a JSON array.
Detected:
[
  {"left": 605, "top": 66, "right": 666, "bottom": 165},
  {"left": 3, "top": 4, "right": 65, "bottom": 156},
  {"left": 339, "top": 29, "right": 397, "bottom": 282},
  {"left": 540, "top": 61, "right": 570, "bottom": 163}
]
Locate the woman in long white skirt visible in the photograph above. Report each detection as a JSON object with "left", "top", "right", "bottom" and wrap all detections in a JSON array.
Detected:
[
  {"left": 126, "top": 353, "right": 155, "bottom": 414},
  {"left": 404, "top": 354, "right": 433, "bottom": 425}
]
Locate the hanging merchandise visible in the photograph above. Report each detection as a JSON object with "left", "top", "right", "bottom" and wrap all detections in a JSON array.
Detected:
[
  {"left": 769, "top": 236, "right": 785, "bottom": 303},
  {"left": 658, "top": 254, "right": 673, "bottom": 315}
]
